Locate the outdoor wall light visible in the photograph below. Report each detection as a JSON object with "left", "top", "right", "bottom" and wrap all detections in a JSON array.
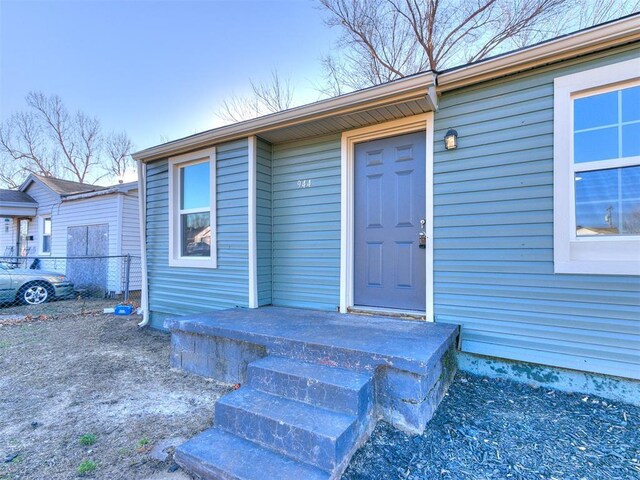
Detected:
[{"left": 444, "top": 128, "right": 458, "bottom": 150}]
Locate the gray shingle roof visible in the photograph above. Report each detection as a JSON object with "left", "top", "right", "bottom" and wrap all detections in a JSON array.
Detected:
[
  {"left": 0, "top": 189, "right": 37, "bottom": 204},
  {"left": 33, "top": 174, "right": 106, "bottom": 196}
]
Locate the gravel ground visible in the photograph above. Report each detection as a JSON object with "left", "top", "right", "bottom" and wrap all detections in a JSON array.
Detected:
[
  {"left": 344, "top": 374, "right": 640, "bottom": 480},
  {"left": 0, "top": 312, "right": 231, "bottom": 480}
]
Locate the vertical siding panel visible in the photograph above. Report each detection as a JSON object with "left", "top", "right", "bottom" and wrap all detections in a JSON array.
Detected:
[
  {"left": 256, "top": 138, "right": 272, "bottom": 306},
  {"left": 146, "top": 139, "right": 249, "bottom": 329},
  {"left": 271, "top": 135, "right": 341, "bottom": 310},
  {"left": 433, "top": 47, "right": 640, "bottom": 379}
]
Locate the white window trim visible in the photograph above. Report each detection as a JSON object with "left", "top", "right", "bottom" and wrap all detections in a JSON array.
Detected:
[
  {"left": 340, "top": 113, "right": 435, "bottom": 320},
  {"left": 38, "top": 216, "right": 52, "bottom": 256},
  {"left": 553, "top": 57, "right": 640, "bottom": 275},
  {"left": 168, "top": 147, "right": 217, "bottom": 268}
]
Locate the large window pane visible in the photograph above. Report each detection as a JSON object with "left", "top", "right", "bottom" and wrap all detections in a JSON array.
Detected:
[
  {"left": 622, "top": 85, "right": 640, "bottom": 123},
  {"left": 42, "top": 218, "right": 52, "bottom": 253},
  {"left": 574, "top": 127, "right": 618, "bottom": 163},
  {"left": 622, "top": 123, "right": 640, "bottom": 158},
  {"left": 576, "top": 166, "right": 640, "bottom": 236},
  {"left": 181, "top": 212, "right": 211, "bottom": 257},
  {"left": 42, "top": 236, "right": 51, "bottom": 253},
  {"left": 574, "top": 91, "right": 618, "bottom": 130},
  {"left": 180, "top": 162, "right": 210, "bottom": 210}
]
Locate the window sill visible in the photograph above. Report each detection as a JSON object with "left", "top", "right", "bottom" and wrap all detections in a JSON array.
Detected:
[{"left": 168, "top": 257, "right": 217, "bottom": 269}]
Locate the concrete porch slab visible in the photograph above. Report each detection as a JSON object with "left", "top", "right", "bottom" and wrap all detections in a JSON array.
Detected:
[
  {"left": 165, "top": 306, "right": 459, "bottom": 376},
  {"left": 168, "top": 307, "right": 459, "bottom": 479}
]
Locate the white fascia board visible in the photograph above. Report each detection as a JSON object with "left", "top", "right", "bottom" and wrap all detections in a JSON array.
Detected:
[
  {"left": 438, "top": 15, "right": 640, "bottom": 91},
  {"left": 133, "top": 72, "right": 437, "bottom": 162}
]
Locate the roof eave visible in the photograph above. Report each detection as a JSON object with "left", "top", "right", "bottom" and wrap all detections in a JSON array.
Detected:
[
  {"left": 133, "top": 14, "right": 640, "bottom": 163},
  {"left": 133, "top": 72, "right": 437, "bottom": 162}
]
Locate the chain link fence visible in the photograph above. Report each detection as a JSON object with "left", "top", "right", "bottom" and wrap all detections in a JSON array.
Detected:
[{"left": 0, "top": 255, "right": 141, "bottom": 314}]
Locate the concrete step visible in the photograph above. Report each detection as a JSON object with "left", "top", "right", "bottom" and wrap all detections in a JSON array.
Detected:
[
  {"left": 175, "top": 427, "right": 329, "bottom": 480},
  {"left": 215, "top": 387, "right": 358, "bottom": 472},
  {"left": 247, "top": 356, "right": 373, "bottom": 417}
]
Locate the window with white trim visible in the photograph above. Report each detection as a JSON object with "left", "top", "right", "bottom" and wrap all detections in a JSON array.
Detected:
[
  {"left": 41, "top": 217, "right": 52, "bottom": 254},
  {"left": 168, "top": 147, "right": 217, "bottom": 268},
  {"left": 554, "top": 58, "right": 640, "bottom": 275}
]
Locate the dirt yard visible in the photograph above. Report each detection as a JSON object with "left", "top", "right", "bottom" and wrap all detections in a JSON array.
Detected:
[{"left": 0, "top": 310, "right": 231, "bottom": 480}]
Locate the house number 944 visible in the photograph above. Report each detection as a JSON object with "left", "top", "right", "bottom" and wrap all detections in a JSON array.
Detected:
[{"left": 297, "top": 179, "right": 312, "bottom": 189}]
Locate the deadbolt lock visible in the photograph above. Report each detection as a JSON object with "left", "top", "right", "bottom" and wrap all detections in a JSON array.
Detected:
[{"left": 419, "top": 232, "right": 427, "bottom": 248}]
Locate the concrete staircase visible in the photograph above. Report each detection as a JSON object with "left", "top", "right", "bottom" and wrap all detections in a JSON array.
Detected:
[
  {"left": 175, "top": 355, "right": 375, "bottom": 480},
  {"left": 167, "top": 307, "right": 459, "bottom": 480}
]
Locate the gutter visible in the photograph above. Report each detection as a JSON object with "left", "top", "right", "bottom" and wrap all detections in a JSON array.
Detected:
[
  {"left": 136, "top": 160, "right": 150, "bottom": 327},
  {"left": 61, "top": 188, "right": 121, "bottom": 202},
  {"left": 0, "top": 201, "right": 38, "bottom": 208}
]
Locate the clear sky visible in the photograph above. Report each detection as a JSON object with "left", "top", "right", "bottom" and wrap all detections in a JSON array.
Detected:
[{"left": 0, "top": 0, "right": 339, "bottom": 153}]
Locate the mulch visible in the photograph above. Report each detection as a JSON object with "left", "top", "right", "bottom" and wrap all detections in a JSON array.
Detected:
[{"left": 343, "top": 373, "right": 639, "bottom": 480}]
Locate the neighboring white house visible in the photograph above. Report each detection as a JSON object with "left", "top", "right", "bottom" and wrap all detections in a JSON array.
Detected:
[{"left": 0, "top": 174, "right": 141, "bottom": 295}]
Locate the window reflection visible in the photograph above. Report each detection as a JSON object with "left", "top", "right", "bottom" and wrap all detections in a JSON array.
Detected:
[
  {"left": 181, "top": 212, "right": 211, "bottom": 257},
  {"left": 575, "top": 166, "right": 640, "bottom": 236}
]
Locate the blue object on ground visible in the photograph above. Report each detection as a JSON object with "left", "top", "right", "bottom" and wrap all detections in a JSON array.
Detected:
[{"left": 114, "top": 304, "right": 133, "bottom": 315}]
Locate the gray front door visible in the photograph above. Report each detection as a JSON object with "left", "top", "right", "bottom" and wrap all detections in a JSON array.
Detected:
[{"left": 354, "top": 131, "right": 426, "bottom": 311}]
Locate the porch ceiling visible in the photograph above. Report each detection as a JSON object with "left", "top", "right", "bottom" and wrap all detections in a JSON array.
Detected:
[{"left": 257, "top": 96, "right": 434, "bottom": 144}]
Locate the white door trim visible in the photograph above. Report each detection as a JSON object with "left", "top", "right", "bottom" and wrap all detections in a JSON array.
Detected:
[{"left": 339, "top": 113, "right": 435, "bottom": 321}]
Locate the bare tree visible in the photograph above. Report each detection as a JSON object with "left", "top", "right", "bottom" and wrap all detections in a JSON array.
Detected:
[
  {"left": 318, "top": 0, "right": 639, "bottom": 92},
  {"left": 217, "top": 70, "right": 295, "bottom": 123},
  {"left": 25, "top": 92, "right": 103, "bottom": 183},
  {"left": 0, "top": 158, "right": 25, "bottom": 189},
  {"left": 0, "top": 92, "right": 136, "bottom": 188},
  {"left": 104, "top": 131, "right": 135, "bottom": 181},
  {"left": 0, "top": 111, "right": 60, "bottom": 179},
  {"left": 218, "top": 94, "right": 263, "bottom": 124},
  {"left": 250, "top": 70, "right": 294, "bottom": 113}
]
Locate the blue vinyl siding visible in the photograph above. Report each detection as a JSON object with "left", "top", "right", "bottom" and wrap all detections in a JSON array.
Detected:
[
  {"left": 146, "top": 139, "right": 249, "bottom": 329},
  {"left": 271, "top": 135, "right": 341, "bottom": 310},
  {"left": 256, "top": 138, "right": 273, "bottom": 306},
  {"left": 433, "top": 47, "right": 640, "bottom": 379}
]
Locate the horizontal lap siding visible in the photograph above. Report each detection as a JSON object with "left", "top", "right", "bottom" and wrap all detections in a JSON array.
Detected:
[
  {"left": 23, "top": 182, "right": 60, "bottom": 252},
  {"left": 121, "top": 193, "right": 141, "bottom": 257},
  {"left": 146, "top": 140, "right": 249, "bottom": 329},
  {"left": 256, "top": 139, "right": 272, "bottom": 306},
  {"left": 271, "top": 135, "right": 341, "bottom": 310},
  {"left": 433, "top": 47, "right": 640, "bottom": 379},
  {"left": 120, "top": 193, "right": 142, "bottom": 291}
]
